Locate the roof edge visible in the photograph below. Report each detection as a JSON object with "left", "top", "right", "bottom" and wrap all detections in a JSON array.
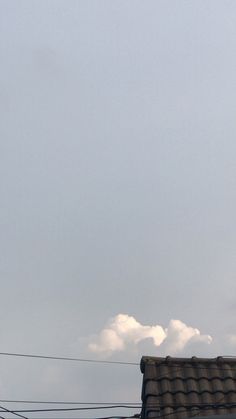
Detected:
[{"left": 140, "top": 355, "right": 236, "bottom": 373}]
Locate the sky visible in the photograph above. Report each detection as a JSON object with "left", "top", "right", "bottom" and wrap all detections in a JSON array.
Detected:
[{"left": 1, "top": 0, "right": 236, "bottom": 417}]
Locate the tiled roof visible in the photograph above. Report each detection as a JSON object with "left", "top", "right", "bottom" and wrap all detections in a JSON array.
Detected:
[{"left": 140, "top": 356, "right": 236, "bottom": 419}]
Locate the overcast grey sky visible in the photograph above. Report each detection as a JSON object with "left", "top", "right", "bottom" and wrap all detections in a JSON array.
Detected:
[{"left": 1, "top": 0, "right": 236, "bottom": 415}]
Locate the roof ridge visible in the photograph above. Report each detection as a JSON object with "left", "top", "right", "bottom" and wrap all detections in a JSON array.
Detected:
[
  {"left": 141, "top": 356, "right": 236, "bottom": 373},
  {"left": 141, "top": 356, "right": 236, "bottom": 363}
]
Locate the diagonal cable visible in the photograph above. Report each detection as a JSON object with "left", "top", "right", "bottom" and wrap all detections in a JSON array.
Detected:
[{"left": 0, "top": 404, "right": 28, "bottom": 419}]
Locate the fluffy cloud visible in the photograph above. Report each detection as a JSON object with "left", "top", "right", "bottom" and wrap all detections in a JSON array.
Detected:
[
  {"left": 164, "top": 319, "right": 212, "bottom": 353},
  {"left": 226, "top": 334, "right": 236, "bottom": 346},
  {"left": 88, "top": 314, "right": 212, "bottom": 355}
]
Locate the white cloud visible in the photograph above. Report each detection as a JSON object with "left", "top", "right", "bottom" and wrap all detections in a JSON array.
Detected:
[
  {"left": 89, "top": 314, "right": 166, "bottom": 354},
  {"left": 89, "top": 329, "right": 125, "bottom": 353},
  {"left": 226, "top": 334, "right": 236, "bottom": 345},
  {"left": 88, "top": 314, "right": 212, "bottom": 355},
  {"left": 164, "top": 319, "right": 212, "bottom": 353}
]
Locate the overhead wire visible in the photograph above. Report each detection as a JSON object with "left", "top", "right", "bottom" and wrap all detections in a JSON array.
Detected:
[
  {"left": 0, "top": 352, "right": 138, "bottom": 366},
  {"left": 1, "top": 416, "right": 137, "bottom": 419},
  {"left": 0, "top": 352, "right": 236, "bottom": 370},
  {"left": 0, "top": 364, "right": 235, "bottom": 416},
  {"left": 2, "top": 406, "right": 236, "bottom": 419},
  {"left": 2, "top": 400, "right": 236, "bottom": 419},
  {"left": 0, "top": 401, "right": 141, "bottom": 406},
  {"left": 6, "top": 417, "right": 137, "bottom": 419},
  {"left": 0, "top": 405, "right": 28, "bottom": 419},
  {"left": 11, "top": 406, "right": 141, "bottom": 413},
  {"left": 2, "top": 401, "right": 236, "bottom": 413},
  {"left": 10, "top": 402, "right": 236, "bottom": 414},
  {"left": 0, "top": 353, "right": 235, "bottom": 419}
]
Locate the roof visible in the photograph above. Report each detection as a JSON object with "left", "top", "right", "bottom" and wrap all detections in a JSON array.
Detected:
[
  {"left": 140, "top": 356, "right": 236, "bottom": 419},
  {"left": 197, "top": 416, "right": 236, "bottom": 419}
]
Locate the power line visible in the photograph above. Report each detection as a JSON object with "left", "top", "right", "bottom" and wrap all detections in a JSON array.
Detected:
[
  {"left": 0, "top": 401, "right": 141, "bottom": 406},
  {"left": 11, "top": 402, "right": 236, "bottom": 414},
  {"left": 0, "top": 352, "right": 138, "bottom": 366},
  {"left": 0, "top": 405, "right": 28, "bottom": 419},
  {"left": 3, "top": 407, "right": 236, "bottom": 419},
  {"left": 0, "top": 415, "right": 136, "bottom": 419},
  {"left": 2, "top": 401, "right": 236, "bottom": 411},
  {"left": 0, "top": 352, "right": 236, "bottom": 370},
  {"left": 1, "top": 416, "right": 137, "bottom": 419},
  {"left": 2, "top": 405, "right": 235, "bottom": 419},
  {"left": 11, "top": 402, "right": 234, "bottom": 419},
  {"left": 12, "top": 406, "right": 141, "bottom": 413}
]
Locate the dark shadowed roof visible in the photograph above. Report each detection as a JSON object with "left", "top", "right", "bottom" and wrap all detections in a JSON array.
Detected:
[{"left": 140, "top": 356, "right": 236, "bottom": 419}]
